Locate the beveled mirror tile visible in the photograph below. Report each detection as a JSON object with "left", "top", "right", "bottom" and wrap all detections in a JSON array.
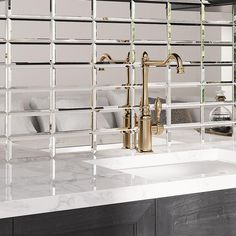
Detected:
[
  {"left": 56, "top": 0, "right": 91, "bottom": 17},
  {"left": 56, "top": 45, "right": 92, "bottom": 63},
  {"left": 171, "top": 5, "right": 201, "bottom": 22},
  {"left": 135, "top": 2, "right": 167, "bottom": 20},
  {"left": 205, "top": 85, "right": 233, "bottom": 102},
  {"left": 0, "top": 20, "right": 5, "bottom": 40},
  {"left": 97, "top": 23, "right": 130, "bottom": 41},
  {"left": 172, "top": 25, "right": 201, "bottom": 42},
  {"left": 12, "top": 45, "right": 50, "bottom": 63},
  {"left": 97, "top": 45, "right": 131, "bottom": 59},
  {"left": 11, "top": 0, "right": 50, "bottom": 16},
  {"left": 11, "top": 21, "right": 50, "bottom": 40},
  {"left": 172, "top": 45, "right": 201, "bottom": 62},
  {"left": 205, "top": 5, "right": 233, "bottom": 22},
  {"left": 97, "top": 1, "right": 130, "bottom": 19},
  {"left": 0, "top": 45, "right": 5, "bottom": 63},
  {"left": 170, "top": 127, "right": 201, "bottom": 144},
  {"left": 56, "top": 67, "right": 92, "bottom": 88},
  {"left": 56, "top": 22, "right": 92, "bottom": 40},
  {"left": 56, "top": 111, "right": 92, "bottom": 132},
  {"left": 135, "top": 24, "right": 167, "bottom": 41},
  {"left": 11, "top": 68, "right": 51, "bottom": 88},
  {"left": 171, "top": 86, "right": 201, "bottom": 103},
  {"left": 205, "top": 45, "right": 233, "bottom": 62},
  {"left": 172, "top": 66, "right": 201, "bottom": 83},
  {"left": 205, "top": 65, "right": 233, "bottom": 83}
]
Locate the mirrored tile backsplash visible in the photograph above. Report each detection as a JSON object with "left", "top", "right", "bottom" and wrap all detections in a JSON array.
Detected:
[{"left": 0, "top": 0, "right": 235, "bottom": 159}]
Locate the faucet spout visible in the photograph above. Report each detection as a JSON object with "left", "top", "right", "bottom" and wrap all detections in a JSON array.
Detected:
[
  {"left": 165, "top": 53, "right": 184, "bottom": 74},
  {"left": 99, "top": 53, "right": 113, "bottom": 63},
  {"left": 144, "top": 53, "right": 184, "bottom": 74},
  {"left": 98, "top": 53, "right": 130, "bottom": 64}
]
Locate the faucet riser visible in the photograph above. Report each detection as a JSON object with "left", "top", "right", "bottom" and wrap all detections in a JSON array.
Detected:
[
  {"left": 123, "top": 133, "right": 136, "bottom": 150},
  {"left": 123, "top": 112, "right": 136, "bottom": 149},
  {"left": 138, "top": 115, "right": 152, "bottom": 152}
]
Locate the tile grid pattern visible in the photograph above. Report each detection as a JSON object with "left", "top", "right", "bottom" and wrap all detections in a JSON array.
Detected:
[{"left": 0, "top": 0, "right": 235, "bottom": 160}]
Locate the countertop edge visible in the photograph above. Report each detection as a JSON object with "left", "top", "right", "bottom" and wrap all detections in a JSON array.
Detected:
[{"left": 1, "top": 173, "right": 236, "bottom": 219}]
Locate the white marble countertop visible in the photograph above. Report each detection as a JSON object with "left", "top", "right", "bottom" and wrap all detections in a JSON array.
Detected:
[{"left": 1, "top": 140, "right": 236, "bottom": 219}]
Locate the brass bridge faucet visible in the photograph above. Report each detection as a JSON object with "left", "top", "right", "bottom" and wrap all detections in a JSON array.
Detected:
[
  {"left": 98, "top": 52, "right": 184, "bottom": 153},
  {"left": 138, "top": 51, "right": 184, "bottom": 152}
]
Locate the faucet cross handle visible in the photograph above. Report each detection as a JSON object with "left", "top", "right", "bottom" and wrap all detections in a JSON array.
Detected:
[{"left": 154, "top": 97, "right": 164, "bottom": 135}]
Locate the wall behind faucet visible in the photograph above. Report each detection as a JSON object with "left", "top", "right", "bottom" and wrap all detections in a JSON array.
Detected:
[{"left": 0, "top": 0, "right": 234, "bottom": 156}]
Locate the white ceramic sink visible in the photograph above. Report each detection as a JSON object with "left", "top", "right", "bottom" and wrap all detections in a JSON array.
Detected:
[{"left": 87, "top": 149, "right": 236, "bottom": 182}]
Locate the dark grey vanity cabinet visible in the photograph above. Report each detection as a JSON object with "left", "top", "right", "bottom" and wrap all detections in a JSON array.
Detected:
[
  {"left": 0, "top": 219, "right": 13, "bottom": 236},
  {"left": 2, "top": 189, "right": 236, "bottom": 236}
]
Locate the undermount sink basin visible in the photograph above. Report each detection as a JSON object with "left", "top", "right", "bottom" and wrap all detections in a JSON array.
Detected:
[{"left": 87, "top": 149, "right": 236, "bottom": 182}]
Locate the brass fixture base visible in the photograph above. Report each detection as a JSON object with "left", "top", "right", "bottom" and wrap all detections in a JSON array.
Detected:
[
  {"left": 123, "top": 111, "right": 136, "bottom": 149},
  {"left": 138, "top": 115, "right": 152, "bottom": 152}
]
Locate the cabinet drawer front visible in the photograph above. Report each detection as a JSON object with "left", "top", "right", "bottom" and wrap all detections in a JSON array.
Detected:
[{"left": 13, "top": 200, "right": 155, "bottom": 236}]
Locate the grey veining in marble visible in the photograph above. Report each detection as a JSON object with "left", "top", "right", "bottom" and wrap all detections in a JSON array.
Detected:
[{"left": 1, "top": 140, "right": 236, "bottom": 219}]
